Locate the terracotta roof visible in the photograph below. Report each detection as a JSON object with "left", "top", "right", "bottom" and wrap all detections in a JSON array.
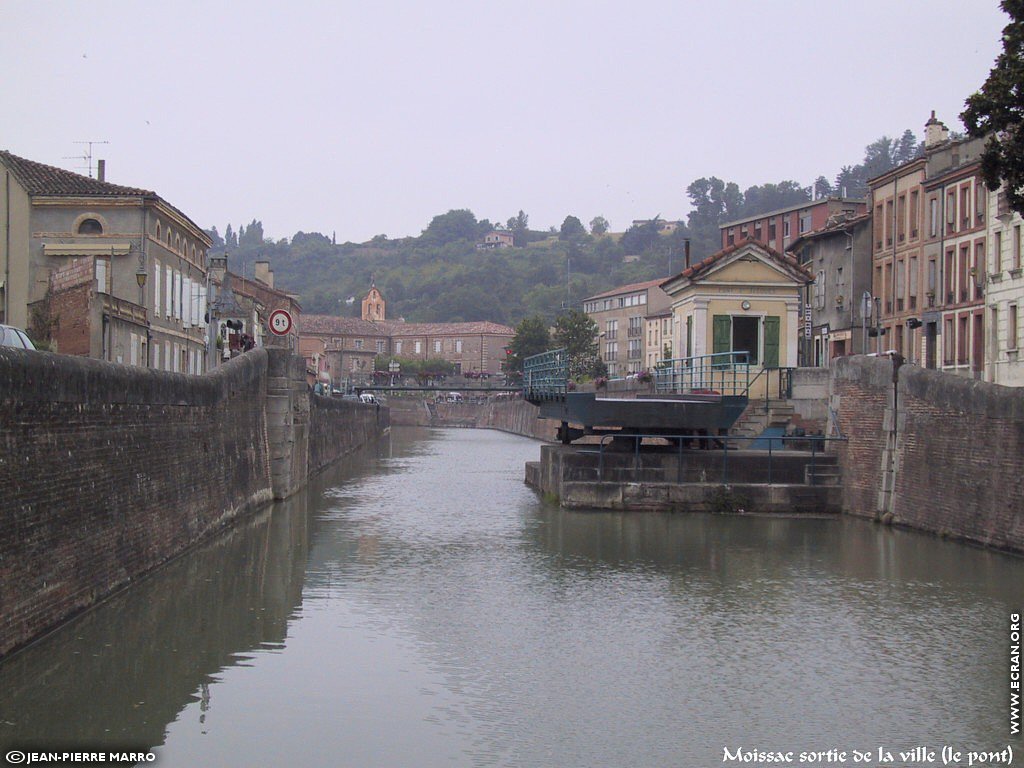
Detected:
[
  {"left": 0, "top": 150, "right": 156, "bottom": 197},
  {"left": 299, "top": 315, "right": 390, "bottom": 336},
  {"left": 386, "top": 320, "right": 514, "bottom": 336},
  {"left": 662, "top": 237, "right": 813, "bottom": 287},
  {"left": 299, "top": 315, "right": 513, "bottom": 337},
  {"left": 585, "top": 277, "right": 670, "bottom": 302}
]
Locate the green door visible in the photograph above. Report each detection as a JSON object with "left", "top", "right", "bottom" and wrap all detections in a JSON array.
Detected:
[
  {"left": 763, "top": 316, "right": 780, "bottom": 368},
  {"left": 712, "top": 315, "right": 731, "bottom": 355}
]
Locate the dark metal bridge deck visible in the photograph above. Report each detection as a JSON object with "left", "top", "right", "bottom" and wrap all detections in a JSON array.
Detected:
[
  {"left": 354, "top": 385, "right": 520, "bottom": 393},
  {"left": 523, "top": 349, "right": 751, "bottom": 443}
]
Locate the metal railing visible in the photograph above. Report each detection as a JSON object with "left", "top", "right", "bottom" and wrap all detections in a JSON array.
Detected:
[
  {"left": 523, "top": 348, "right": 569, "bottom": 398},
  {"left": 653, "top": 352, "right": 752, "bottom": 396},
  {"left": 578, "top": 432, "right": 846, "bottom": 485}
]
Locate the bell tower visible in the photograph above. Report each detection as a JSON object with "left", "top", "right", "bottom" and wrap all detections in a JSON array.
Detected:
[{"left": 361, "top": 280, "right": 386, "bottom": 322}]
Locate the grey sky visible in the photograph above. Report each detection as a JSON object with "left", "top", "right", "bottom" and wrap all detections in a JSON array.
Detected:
[{"left": 1, "top": 1, "right": 1009, "bottom": 243}]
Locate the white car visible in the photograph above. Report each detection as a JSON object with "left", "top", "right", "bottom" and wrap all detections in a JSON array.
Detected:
[{"left": 0, "top": 324, "right": 36, "bottom": 350}]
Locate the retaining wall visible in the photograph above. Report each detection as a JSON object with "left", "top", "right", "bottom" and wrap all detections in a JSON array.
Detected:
[
  {"left": 832, "top": 356, "right": 1024, "bottom": 554},
  {"left": 0, "top": 346, "right": 387, "bottom": 657}
]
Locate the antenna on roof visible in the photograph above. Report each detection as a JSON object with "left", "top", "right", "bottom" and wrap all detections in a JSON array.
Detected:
[{"left": 63, "top": 140, "right": 109, "bottom": 177}]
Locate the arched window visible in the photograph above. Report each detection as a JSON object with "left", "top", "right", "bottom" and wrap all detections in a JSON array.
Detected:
[
  {"left": 77, "top": 218, "right": 103, "bottom": 235},
  {"left": 155, "top": 221, "right": 161, "bottom": 240}
]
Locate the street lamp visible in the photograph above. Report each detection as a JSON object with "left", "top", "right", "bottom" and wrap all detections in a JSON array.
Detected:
[{"left": 134, "top": 256, "right": 149, "bottom": 366}]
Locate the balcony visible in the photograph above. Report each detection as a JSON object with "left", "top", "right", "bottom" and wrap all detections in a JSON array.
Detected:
[{"left": 627, "top": 327, "right": 643, "bottom": 338}]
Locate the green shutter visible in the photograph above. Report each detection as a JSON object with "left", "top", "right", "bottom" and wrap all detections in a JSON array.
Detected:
[
  {"left": 764, "top": 316, "right": 780, "bottom": 368},
  {"left": 712, "top": 315, "right": 731, "bottom": 355}
]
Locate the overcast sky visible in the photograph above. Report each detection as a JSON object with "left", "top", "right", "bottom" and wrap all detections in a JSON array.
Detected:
[{"left": 1, "top": 1, "right": 1009, "bottom": 243}]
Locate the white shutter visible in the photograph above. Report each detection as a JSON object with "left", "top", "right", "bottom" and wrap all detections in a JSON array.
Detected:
[
  {"left": 199, "top": 285, "right": 207, "bottom": 327},
  {"left": 184, "top": 278, "right": 193, "bottom": 326},
  {"left": 165, "top": 267, "right": 172, "bottom": 318},
  {"left": 96, "top": 259, "right": 108, "bottom": 293},
  {"left": 174, "top": 272, "right": 181, "bottom": 320},
  {"left": 154, "top": 260, "right": 161, "bottom": 317}
]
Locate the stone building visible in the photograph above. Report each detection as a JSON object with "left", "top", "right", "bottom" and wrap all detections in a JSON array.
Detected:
[
  {"left": 583, "top": 278, "right": 672, "bottom": 377},
  {"left": 786, "top": 212, "right": 873, "bottom": 365},
  {"left": 0, "top": 150, "right": 210, "bottom": 372},
  {"left": 721, "top": 198, "right": 866, "bottom": 254},
  {"left": 984, "top": 184, "right": 1024, "bottom": 386},
  {"left": 298, "top": 284, "right": 514, "bottom": 386},
  {"left": 660, "top": 239, "right": 812, "bottom": 399}
]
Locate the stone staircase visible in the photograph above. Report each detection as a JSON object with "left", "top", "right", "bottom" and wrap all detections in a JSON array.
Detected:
[{"left": 730, "top": 399, "right": 796, "bottom": 448}]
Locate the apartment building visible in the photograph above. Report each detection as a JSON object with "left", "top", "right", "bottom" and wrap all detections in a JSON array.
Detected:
[
  {"left": 721, "top": 198, "right": 866, "bottom": 254},
  {"left": 583, "top": 278, "right": 671, "bottom": 377}
]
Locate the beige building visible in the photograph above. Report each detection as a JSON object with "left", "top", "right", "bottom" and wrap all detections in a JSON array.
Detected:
[
  {"left": 645, "top": 310, "right": 673, "bottom": 369},
  {"left": 660, "top": 240, "right": 811, "bottom": 398},
  {"left": 984, "top": 184, "right": 1024, "bottom": 386},
  {"left": 0, "top": 150, "right": 210, "bottom": 372},
  {"left": 583, "top": 278, "right": 672, "bottom": 377}
]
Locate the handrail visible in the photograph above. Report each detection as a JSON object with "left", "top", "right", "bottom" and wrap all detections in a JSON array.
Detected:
[
  {"left": 523, "top": 348, "right": 569, "bottom": 399},
  {"left": 584, "top": 432, "right": 846, "bottom": 485},
  {"left": 653, "top": 351, "right": 752, "bottom": 397}
]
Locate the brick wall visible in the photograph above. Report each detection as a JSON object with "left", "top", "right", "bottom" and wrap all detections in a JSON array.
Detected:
[
  {"left": 0, "top": 346, "right": 387, "bottom": 657},
  {"left": 832, "top": 356, "right": 1024, "bottom": 554}
]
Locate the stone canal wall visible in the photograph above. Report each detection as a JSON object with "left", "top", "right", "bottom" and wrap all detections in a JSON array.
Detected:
[
  {"left": 832, "top": 356, "right": 1024, "bottom": 554},
  {"left": 0, "top": 346, "right": 387, "bottom": 657},
  {"left": 387, "top": 395, "right": 557, "bottom": 441}
]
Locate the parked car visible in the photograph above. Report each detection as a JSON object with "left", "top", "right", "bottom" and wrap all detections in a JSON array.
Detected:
[{"left": 0, "top": 324, "right": 36, "bottom": 350}]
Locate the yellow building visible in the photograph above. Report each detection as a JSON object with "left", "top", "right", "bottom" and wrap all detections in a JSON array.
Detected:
[{"left": 660, "top": 239, "right": 811, "bottom": 398}]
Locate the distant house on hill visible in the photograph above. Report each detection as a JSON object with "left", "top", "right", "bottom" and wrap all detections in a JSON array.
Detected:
[{"left": 477, "top": 230, "right": 514, "bottom": 249}]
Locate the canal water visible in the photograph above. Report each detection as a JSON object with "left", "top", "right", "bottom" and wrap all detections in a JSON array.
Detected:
[{"left": 1, "top": 427, "right": 1021, "bottom": 767}]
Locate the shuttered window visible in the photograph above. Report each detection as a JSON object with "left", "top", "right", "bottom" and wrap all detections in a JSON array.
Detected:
[{"left": 763, "top": 316, "right": 780, "bottom": 368}]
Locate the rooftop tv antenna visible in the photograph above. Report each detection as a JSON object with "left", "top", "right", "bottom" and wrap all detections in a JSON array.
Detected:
[{"left": 63, "top": 140, "right": 109, "bottom": 177}]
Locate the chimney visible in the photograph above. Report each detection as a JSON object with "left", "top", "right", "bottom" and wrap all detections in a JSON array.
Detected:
[
  {"left": 97, "top": 159, "right": 105, "bottom": 182},
  {"left": 684, "top": 239, "right": 691, "bottom": 269},
  {"left": 924, "top": 111, "right": 949, "bottom": 149},
  {"left": 254, "top": 260, "right": 273, "bottom": 288}
]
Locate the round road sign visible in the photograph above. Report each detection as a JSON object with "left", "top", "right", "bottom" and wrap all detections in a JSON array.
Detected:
[{"left": 268, "top": 309, "right": 293, "bottom": 336}]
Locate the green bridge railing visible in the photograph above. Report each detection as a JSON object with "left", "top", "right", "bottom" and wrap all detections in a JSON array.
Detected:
[
  {"left": 653, "top": 351, "right": 752, "bottom": 396},
  {"left": 523, "top": 348, "right": 569, "bottom": 400}
]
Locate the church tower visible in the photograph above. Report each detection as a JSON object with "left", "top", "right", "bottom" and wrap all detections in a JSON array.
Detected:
[{"left": 361, "top": 281, "right": 386, "bottom": 322}]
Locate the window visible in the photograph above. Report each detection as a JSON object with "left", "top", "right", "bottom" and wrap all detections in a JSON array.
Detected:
[
  {"left": 628, "top": 316, "right": 643, "bottom": 337},
  {"left": 783, "top": 219, "right": 791, "bottom": 238},
  {"left": 1015, "top": 225, "right": 1022, "bottom": 270},
  {"left": 927, "top": 259, "right": 937, "bottom": 304},
  {"left": 376, "top": 340, "right": 386, "bottom": 354},
  {"left": 78, "top": 218, "right": 103, "bottom": 235},
  {"left": 995, "top": 230, "right": 1003, "bottom": 272},
  {"left": 885, "top": 200, "right": 894, "bottom": 244},
  {"left": 355, "top": 339, "right": 363, "bottom": 350},
  {"left": 799, "top": 211, "right": 812, "bottom": 234},
  {"left": 165, "top": 266, "right": 172, "bottom": 318},
  {"left": 605, "top": 341, "right": 617, "bottom": 361},
  {"left": 813, "top": 270, "right": 826, "bottom": 309},
  {"left": 975, "top": 182, "right": 985, "bottom": 224},
  {"left": 895, "top": 260, "right": 905, "bottom": 311},
  {"left": 605, "top": 319, "right": 617, "bottom": 339},
  {"left": 975, "top": 241, "right": 985, "bottom": 299},
  {"left": 395, "top": 341, "right": 402, "bottom": 355},
  {"left": 769, "top": 221, "right": 776, "bottom": 241},
  {"left": 929, "top": 198, "right": 938, "bottom": 237},
  {"left": 95, "top": 258, "right": 109, "bottom": 293},
  {"left": 1010, "top": 304, "right": 1019, "bottom": 350},
  {"left": 433, "top": 340, "right": 441, "bottom": 353},
  {"left": 959, "top": 245, "right": 970, "bottom": 302},
  {"left": 944, "top": 248, "right": 955, "bottom": 303},
  {"left": 455, "top": 339, "right": 463, "bottom": 353},
  {"left": 958, "top": 315, "right": 969, "bottom": 363},
  {"left": 875, "top": 204, "right": 884, "bottom": 247},
  {"left": 961, "top": 186, "right": 971, "bottom": 228},
  {"left": 910, "top": 190, "right": 919, "bottom": 237},
  {"left": 944, "top": 318, "right": 954, "bottom": 364},
  {"left": 628, "top": 338, "right": 642, "bottom": 359},
  {"left": 897, "top": 195, "right": 906, "bottom": 242},
  {"left": 414, "top": 341, "right": 422, "bottom": 354},
  {"left": 712, "top": 315, "right": 778, "bottom": 367},
  {"left": 947, "top": 191, "right": 956, "bottom": 233},
  {"left": 909, "top": 256, "right": 918, "bottom": 309}
]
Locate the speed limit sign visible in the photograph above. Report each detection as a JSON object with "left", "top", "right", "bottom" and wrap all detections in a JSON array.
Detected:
[{"left": 268, "top": 309, "right": 293, "bottom": 336}]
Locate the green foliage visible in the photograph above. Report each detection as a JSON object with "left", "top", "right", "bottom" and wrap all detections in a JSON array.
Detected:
[
  {"left": 422, "top": 209, "right": 481, "bottom": 245},
  {"left": 559, "top": 215, "right": 587, "bottom": 240},
  {"left": 507, "top": 210, "right": 530, "bottom": 246},
  {"left": 589, "top": 215, "right": 609, "bottom": 236},
  {"left": 553, "top": 309, "right": 604, "bottom": 379},
  {"left": 506, "top": 315, "right": 552, "bottom": 374},
  {"left": 962, "top": 0, "right": 1024, "bottom": 212}
]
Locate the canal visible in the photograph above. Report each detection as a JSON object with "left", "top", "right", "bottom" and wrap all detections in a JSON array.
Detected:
[{"left": 1, "top": 427, "right": 1021, "bottom": 767}]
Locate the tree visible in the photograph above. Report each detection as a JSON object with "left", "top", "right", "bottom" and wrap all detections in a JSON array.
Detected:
[
  {"left": 559, "top": 215, "right": 586, "bottom": 240},
  {"left": 553, "top": 309, "right": 603, "bottom": 379},
  {"left": 423, "top": 209, "right": 479, "bottom": 244},
  {"left": 506, "top": 315, "right": 552, "bottom": 375},
  {"left": 813, "top": 176, "right": 834, "bottom": 199},
  {"left": 224, "top": 223, "right": 237, "bottom": 248},
  {"left": 962, "top": 0, "right": 1024, "bottom": 212},
  {"left": 507, "top": 210, "right": 529, "bottom": 246},
  {"left": 620, "top": 219, "right": 661, "bottom": 254},
  {"left": 589, "top": 215, "right": 609, "bottom": 236}
]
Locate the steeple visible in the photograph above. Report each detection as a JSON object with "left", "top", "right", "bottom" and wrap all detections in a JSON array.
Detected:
[{"left": 361, "top": 281, "right": 386, "bottom": 322}]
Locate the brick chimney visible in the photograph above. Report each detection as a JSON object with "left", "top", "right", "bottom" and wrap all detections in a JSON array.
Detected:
[
  {"left": 254, "top": 260, "right": 274, "bottom": 288},
  {"left": 924, "top": 111, "right": 949, "bottom": 149},
  {"left": 97, "top": 159, "right": 105, "bottom": 182}
]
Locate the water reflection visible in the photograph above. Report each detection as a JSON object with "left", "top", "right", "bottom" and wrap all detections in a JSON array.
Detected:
[{"left": 0, "top": 428, "right": 1020, "bottom": 768}]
